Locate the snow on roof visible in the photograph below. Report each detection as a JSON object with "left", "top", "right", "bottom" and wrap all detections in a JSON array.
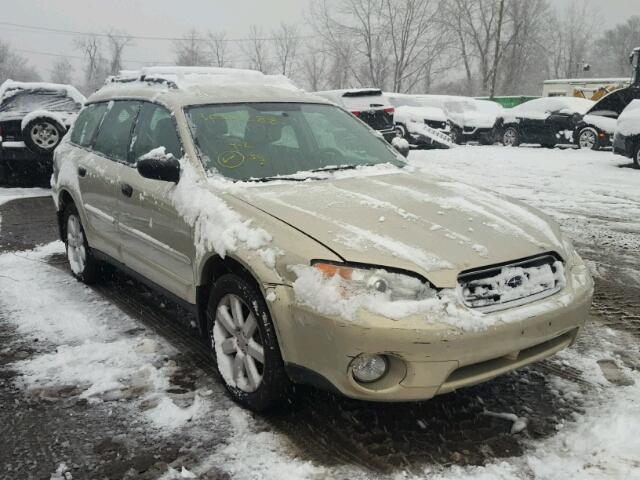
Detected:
[
  {"left": 106, "top": 66, "right": 299, "bottom": 92},
  {"left": 0, "top": 80, "right": 85, "bottom": 104}
]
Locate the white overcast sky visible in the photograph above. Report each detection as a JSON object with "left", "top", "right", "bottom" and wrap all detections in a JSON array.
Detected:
[{"left": 2, "top": 0, "right": 640, "bottom": 83}]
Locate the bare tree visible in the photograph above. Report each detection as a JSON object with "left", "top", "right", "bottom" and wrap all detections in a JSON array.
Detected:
[
  {"left": 382, "top": 0, "right": 451, "bottom": 93},
  {"left": 207, "top": 31, "right": 230, "bottom": 68},
  {"left": 0, "top": 40, "right": 40, "bottom": 83},
  {"left": 106, "top": 29, "right": 133, "bottom": 75},
  {"left": 50, "top": 58, "right": 74, "bottom": 84},
  {"left": 302, "top": 43, "right": 328, "bottom": 91},
  {"left": 240, "top": 25, "right": 271, "bottom": 72},
  {"left": 74, "top": 35, "right": 108, "bottom": 93},
  {"left": 546, "top": 1, "right": 597, "bottom": 79},
  {"left": 600, "top": 16, "right": 640, "bottom": 76},
  {"left": 173, "top": 29, "right": 209, "bottom": 66},
  {"left": 273, "top": 23, "right": 299, "bottom": 76},
  {"left": 310, "top": 0, "right": 389, "bottom": 88},
  {"left": 499, "top": 0, "right": 549, "bottom": 95}
]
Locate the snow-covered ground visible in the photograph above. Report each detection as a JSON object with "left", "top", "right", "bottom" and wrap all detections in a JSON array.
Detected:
[{"left": 1, "top": 146, "right": 639, "bottom": 479}]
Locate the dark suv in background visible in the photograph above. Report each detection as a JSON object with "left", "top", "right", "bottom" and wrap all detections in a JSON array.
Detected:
[{"left": 0, "top": 80, "right": 85, "bottom": 186}]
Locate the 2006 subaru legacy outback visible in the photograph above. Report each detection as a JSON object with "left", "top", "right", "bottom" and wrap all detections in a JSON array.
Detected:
[{"left": 51, "top": 67, "right": 593, "bottom": 411}]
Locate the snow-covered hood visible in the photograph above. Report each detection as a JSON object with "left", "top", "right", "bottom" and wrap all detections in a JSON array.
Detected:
[
  {"left": 395, "top": 106, "right": 446, "bottom": 124},
  {"left": 582, "top": 114, "right": 617, "bottom": 134},
  {"left": 447, "top": 110, "right": 498, "bottom": 129},
  {"left": 229, "top": 171, "right": 565, "bottom": 288},
  {"left": 616, "top": 100, "right": 640, "bottom": 136}
]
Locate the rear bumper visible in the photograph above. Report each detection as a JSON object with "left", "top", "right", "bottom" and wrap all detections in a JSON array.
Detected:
[
  {"left": 0, "top": 144, "right": 52, "bottom": 186},
  {"left": 269, "top": 262, "right": 593, "bottom": 402}
]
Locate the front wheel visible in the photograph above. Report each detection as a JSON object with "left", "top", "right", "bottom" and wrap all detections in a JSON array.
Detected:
[
  {"left": 64, "top": 204, "right": 101, "bottom": 283},
  {"left": 578, "top": 128, "right": 600, "bottom": 150},
  {"left": 449, "top": 128, "right": 463, "bottom": 145},
  {"left": 207, "top": 274, "right": 290, "bottom": 411},
  {"left": 502, "top": 127, "right": 520, "bottom": 147},
  {"left": 634, "top": 145, "right": 640, "bottom": 169}
]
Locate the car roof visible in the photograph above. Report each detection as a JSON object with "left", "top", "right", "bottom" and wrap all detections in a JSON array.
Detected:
[{"left": 87, "top": 67, "right": 332, "bottom": 110}]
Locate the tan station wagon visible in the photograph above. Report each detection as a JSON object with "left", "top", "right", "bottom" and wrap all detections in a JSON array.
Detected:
[{"left": 51, "top": 67, "right": 593, "bottom": 411}]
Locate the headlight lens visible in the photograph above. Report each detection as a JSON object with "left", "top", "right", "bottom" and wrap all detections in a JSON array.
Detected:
[{"left": 312, "top": 262, "right": 435, "bottom": 301}]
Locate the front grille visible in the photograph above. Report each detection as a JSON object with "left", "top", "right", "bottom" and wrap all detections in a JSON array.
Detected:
[
  {"left": 425, "top": 119, "right": 447, "bottom": 130},
  {"left": 458, "top": 254, "right": 564, "bottom": 312}
]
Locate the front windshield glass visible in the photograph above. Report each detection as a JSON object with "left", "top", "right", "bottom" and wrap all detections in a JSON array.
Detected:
[{"left": 185, "top": 102, "right": 404, "bottom": 181}]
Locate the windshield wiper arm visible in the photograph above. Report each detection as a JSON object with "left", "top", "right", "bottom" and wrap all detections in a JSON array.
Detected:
[
  {"left": 248, "top": 175, "right": 325, "bottom": 182},
  {"left": 310, "top": 164, "right": 359, "bottom": 173}
]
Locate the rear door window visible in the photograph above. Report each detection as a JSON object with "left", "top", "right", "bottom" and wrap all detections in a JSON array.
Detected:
[
  {"left": 130, "top": 102, "right": 182, "bottom": 163},
  {"left": 92, "top": 101, "right": 141, "bottom": 161},
  {"left": 70, "top": 103, "right": 108, "bottom": 147}
]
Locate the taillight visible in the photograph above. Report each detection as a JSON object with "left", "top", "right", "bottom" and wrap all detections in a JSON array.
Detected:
[
  {"left": 351, "top": 111, "right": 361, "bottom": 117},
  {"left": 384, "top": 108, "right": 395, "bottom": 114}
]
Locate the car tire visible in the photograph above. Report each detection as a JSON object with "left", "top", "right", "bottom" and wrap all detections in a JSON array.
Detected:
[
  {"left": 63, "top": 204, "right": 101, "bottom": 284},
  {"left": 207, "top": 273, "right": 290, "bottom": 411},
  {"left": 502, "top": 127, "right": 520, "bottom": 147},
  {"left": 578, "top": 127, "right": 600, "bottom": 150},
  {"left": 450, "top": 127, "right": 463, "bottom": 145},
  {"left": 634, "top": 145, "right": 640, "bottom": 169},
  {"left": 22, "top": 117, "right": 65, "bottom": 155}
]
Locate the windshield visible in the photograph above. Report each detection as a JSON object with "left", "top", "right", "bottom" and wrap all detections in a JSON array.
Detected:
[
  {"left": 444, "top": 100, "right": 476, "bottom": 113},
  {"left": 185, "top": 102, "right": 404, "bottom": 181},
  {"left": 0, "top": 90, "right": 82, "bottom": 114}
]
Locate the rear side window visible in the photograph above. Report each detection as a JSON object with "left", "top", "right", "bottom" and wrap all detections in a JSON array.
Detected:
[
  {"left": 130, "top": 103, "right": 181, "bottom": 162},
  {"left": 93, "top": 101, "right": 140, "bottom": 161},
  {"left": 70, "top": 103, "right": 108, "bottom": 147}
]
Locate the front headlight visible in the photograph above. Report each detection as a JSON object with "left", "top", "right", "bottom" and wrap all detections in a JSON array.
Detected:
[{"left": 311, "top": 261, "right": 435, "bottom": 301}]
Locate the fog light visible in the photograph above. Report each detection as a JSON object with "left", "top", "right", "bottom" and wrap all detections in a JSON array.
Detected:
[{"left": 351, "top": 354, "right": 388, "bottom": 383}]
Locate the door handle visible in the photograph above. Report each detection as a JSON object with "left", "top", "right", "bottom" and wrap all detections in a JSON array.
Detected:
[
  {"left": 120, "top": 183, "right": 133, "bottom": 198},
  {"left": 78, "top": 166, "right": 87, "bottom": 177}
]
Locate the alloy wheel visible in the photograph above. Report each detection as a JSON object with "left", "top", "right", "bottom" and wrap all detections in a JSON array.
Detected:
[
  {"left": 213, "top": 293, "right": 265, "bottom": 393},
  {"left": 503, "top": 128, "right": 517, "bottom": 146},
  {"left": 66, "top": 214, "right": 86, "bottom": 275},
  {"left": 579, "top": 129, "right": 596, "bottom": 149},
  {"left": 30, "top": 122, "right": 60, "bottom": 150}
]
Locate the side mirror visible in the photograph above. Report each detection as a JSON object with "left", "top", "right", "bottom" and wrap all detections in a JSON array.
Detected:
[
  {"left": 136, "top": 151, "right": 180, "bottom": 183},
  {"left": 391, "top": 137, "right": 410, "bottom": 158}
]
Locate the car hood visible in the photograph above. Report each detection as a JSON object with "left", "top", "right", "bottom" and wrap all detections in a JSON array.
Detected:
[{"left": 230, "top": 171, "right": 564, "bottom": 288}]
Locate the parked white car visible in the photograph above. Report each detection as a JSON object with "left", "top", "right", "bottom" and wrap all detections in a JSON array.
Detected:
[{"left": 313, "top": 88, "right": 396, "bottom": 142}]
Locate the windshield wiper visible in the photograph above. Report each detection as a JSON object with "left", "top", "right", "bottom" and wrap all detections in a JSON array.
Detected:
[
  {"left": 248, "top": 175, "right": 325, "bottom": 182},
  {"left": 311, "top": 164, "right": 360, "bottom": 173}
]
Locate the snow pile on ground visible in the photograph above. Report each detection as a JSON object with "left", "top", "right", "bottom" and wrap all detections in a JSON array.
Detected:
[
  {"left": 423, "top": 325, "right": 640, "bottom": 480},
  {"left": 0, "top": 242, "right": 207, "bottom": 430}
]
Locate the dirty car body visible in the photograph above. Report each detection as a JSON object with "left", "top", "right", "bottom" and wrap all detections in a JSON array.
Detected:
[{"left": 51, "top": 67, "right": 593, "bottom": 409}]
